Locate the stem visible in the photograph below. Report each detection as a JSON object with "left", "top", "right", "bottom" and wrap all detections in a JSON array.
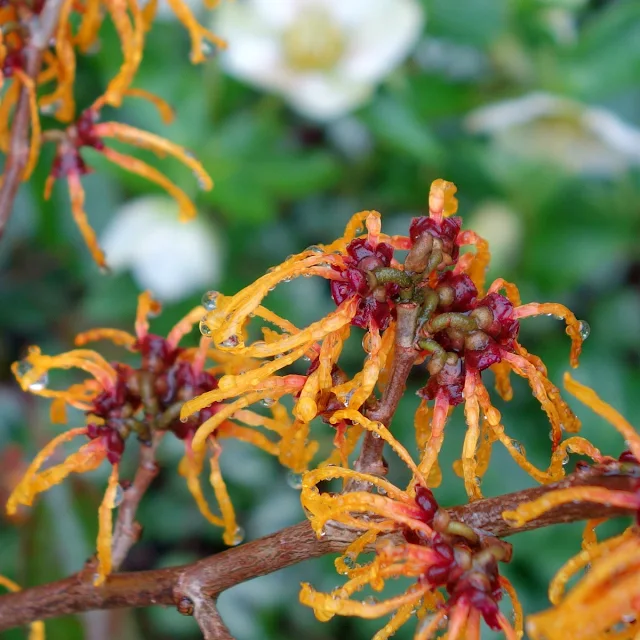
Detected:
[
  {"left": 111, "top": 435, "right": 162, "bottom": 570},
  {"left": 372, "top": 267, "right": 413, "bottom": 288},
  {"left": 178, "top": 588, "right": 232, "bottom": 640},
  {"left": 0, "top": 0, "right": 64, "bottom": 237},
  {"left": 0, "top": 465, "right": 636, "bottom": 631},
  {"left": 354, "top": 303, "right": 420, "bottom": 477}
]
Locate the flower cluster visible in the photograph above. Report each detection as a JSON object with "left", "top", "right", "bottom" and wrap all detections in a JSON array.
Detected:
[
  {"left": 299, "top": 427, "right": 522, "bottom": 640},
  {"left": 0, "top": 0, "right": 220, "bottom": 267},
  {"left": 171, "top": 177, "right": 600, "bottom": 637},
  {"left": 183, "top": 179, "right": 589, "bottom": 500},
  {"left": 7, "top": 291, "right": 298, "bottom": 583},
  {"left": 8, "top": 178, "right": 622, "bottom": 640},
  {"left": 503, "top": 375, "right": 640, "bottom": 640}
]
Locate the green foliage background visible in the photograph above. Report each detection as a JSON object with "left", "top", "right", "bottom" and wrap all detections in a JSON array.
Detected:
[{"left": 1, "top": 0, "right": 639, "bottom": 638}]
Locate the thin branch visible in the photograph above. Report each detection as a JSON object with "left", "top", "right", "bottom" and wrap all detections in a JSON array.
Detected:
[
  {"left": 0, "top": 464, "right": 636, "bottom": 632},
  {"left": 111, "top": 435, "right": 162, "bottom": 570},
  {"left": 177, "top": 587, "right": 233, "bottom": 640},
  {"left": 0, "top": 0, "right": 63, "bottom": 237},
  {"left": 355, "top": 302, "right": 420, "bottom": 477}
]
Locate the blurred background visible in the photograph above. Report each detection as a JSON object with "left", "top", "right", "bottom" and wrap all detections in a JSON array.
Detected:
[{"left": 1, "top": 0, "right": 639, "bottom": 638}]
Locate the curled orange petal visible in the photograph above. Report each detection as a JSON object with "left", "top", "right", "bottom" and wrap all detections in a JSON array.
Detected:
[
  {"left": 564, "top": 372, "right": 640, "bottom": 461},
  {"left": 95, "top": 463, "right": 120, "bottom": 586},
  {"left": 100, "top": 146, "right": 198, "bottom": 221}
]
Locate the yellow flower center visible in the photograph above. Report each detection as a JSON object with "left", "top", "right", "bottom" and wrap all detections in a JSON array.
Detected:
[{"left": 282, "top": 8, "right": 346, "bottom": 72}]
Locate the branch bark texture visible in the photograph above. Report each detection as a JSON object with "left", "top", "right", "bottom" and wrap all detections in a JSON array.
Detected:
[{"left": 0, "top": 466, "right": 635, "bottom": 632}]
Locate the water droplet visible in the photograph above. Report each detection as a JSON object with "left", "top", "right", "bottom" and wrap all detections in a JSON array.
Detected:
[
  {"left": 16, "top": 359, "right": 33, "bottom": 378},
  {"left": 286, "top": 471, "right": 303, "bottom": 489},
  {"left": 363, "top": 596, "right": 378, "bottom": 606},
  {"left": 231, "top": 526, "right": 245, "bottom": 546},
  {"left": 28, "top": 372, "right": 48, "bottom": 392},
  {"left": 220, "top": 335, "right": 239, "bottom": 348},
  {"left": 196, "top": 174, "right": 210, "bottom": 190},
  {"left": 511, "top": 439, "right": 525, "bottom": 456},
  {"left": 362, "top": 334, "right": 372, "bottom": 353},
  {"left": 578, "top": 320, "right": 590, "bottom": 340},
  {"left": 199, "top": 317, "right": 212, "bottom": 337},
  {"left": 261, "top": 397, "right": 275, "bottom": 408},
  {"left": 201, "top": 290, "right": 219, "bottom": 311},
  {"left": 200, "top": 41, "right": 217, "bottom": 58},
  {"left": 342, "top": 554, "right": 356, "bottom": 569},
  {"left": 113, "top": 484, "right": 125, "bottom": 507},
  {"left": 344, "top": 389, "right": 355, "bottom": 407},
  {"left": 372, "top": 432, "right": 381, "bottom": 439},
  {"left": 375, "top": 484, "right": 387, "bottom": 496},
  {"left": 561, "top": 453, "right": 570, "bottom": 466},
  {"left": 281, "top": 277, "right": 292, "bottom": 283}
]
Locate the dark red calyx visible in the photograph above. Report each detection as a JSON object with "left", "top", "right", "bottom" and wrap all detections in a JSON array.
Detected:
[
  {"left": 75, "top": 110, "right": 105, "bottom": 150},
  {"left": 423, "top": 562, "right": 450, "bottom": 586},
  {"left": 409, "top": 216, "right": 462, "bottom": 261},
  {"left": 473, "top": 293, "right": 519, "bottom": 345},
  {"left": 330, "top": 238, "right": 396, "bottom": 330},
  {"left": 435, "top": 272, "right": 478, "bottom": 312},
  {"left": 50, "top": 149, "right": 90, "bottom": 179},
  {"left": 135, "top": 334, "right": 181, "bottom": 373},
  {"left": 619, "top": 450, "right": 639, "bottom": 464},
  {"left": 418, "top": 357, "right": 465, "bottom": 406},
  {"left": 86, "top": 423, "right": 125, "bottom": 463},
  {"left": 2, "top": 50, "right": 25, "bottom": 77},
  {"left": 415, "top": 486, "right": 439, "bottom": 525},
  {"left": 469, "top": 590, "right": 501, "bottom": 630},
  {"left": 105, "top": 429, "right": 125, "bottom": 463},
  {"left": 464, "top": 339, "right": 502, "bottom": 372}
]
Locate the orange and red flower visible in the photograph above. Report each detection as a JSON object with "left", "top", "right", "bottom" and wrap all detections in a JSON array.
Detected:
[
  {"left": 504, "top": 375, "right": 640, "bottom": 640},
  {"left": 7, "top": 291, "right": 294, "bottom": 583},
  {"left": 300, "top": 422, "right": 522, "bottom": 640}
]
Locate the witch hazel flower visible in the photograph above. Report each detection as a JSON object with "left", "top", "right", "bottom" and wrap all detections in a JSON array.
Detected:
[
  {"left": 7, "top": 291, "right": 295, "bottom": 583},
  {"left": 503, "top": 375, "right": 640, "bottom": 640},
  {"left": 213, "top": 0, "right": 425, "bottom": 120},
  {"left": 299, "top": 424, "right": 522, "bottom": 640}
]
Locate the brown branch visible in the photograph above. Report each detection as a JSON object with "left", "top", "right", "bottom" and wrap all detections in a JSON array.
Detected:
[
  {"left": 0, "top": 465, "right": 636, "bottom": 632},
  {"left": 177, "top": 588, "right": 233, "bottom": 640},
  {"left": 0, "top": 0, "right": 63, "bottom": 237},
  {"left": 111, "top": 436, "right": 161, "bottom": 570},
  {"left": 355, "top": 302, "right": 420, "bottom": 478}
]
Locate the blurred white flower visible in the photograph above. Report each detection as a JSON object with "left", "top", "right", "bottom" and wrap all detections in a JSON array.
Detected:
[
  {"left": 466, "top": 92, "right": 640, "bottom": 176},
  {"left": 101, "top": 196, "right": 222, "bottom": 302},
  {"left": 213, "top": 0, "right": 425, "bottom": 120}
]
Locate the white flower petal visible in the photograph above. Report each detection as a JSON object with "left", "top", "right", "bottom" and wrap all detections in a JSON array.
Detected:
[
  {"left": 465, "top": 92, "right": 574, "bottom": 133},
  {"left": 215, "top": 0, "right": 424, "bottom": 120},
  {"left": 338, "top": 0, "right": 424, "bottom": 83},
  {"left": 215, "top": 1, "right": 289, "bottom": 88},
  {"left": 583, "top": 107, "right": 640, "bottom": 162},
  {"left": 102, "top": 196, "right": 222, "bottom": 302},
  {"left": 284, "top": 73, "right": 372, "bottom": 120},
  {"left": 322, "top": 0, "right": 374, "bottom": 27},
  {"left": 467, "top": 92, "right": 640, "bottom": 176},
  {"left": 250, "top": 0, "right": 298, "bottom": 30}
]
